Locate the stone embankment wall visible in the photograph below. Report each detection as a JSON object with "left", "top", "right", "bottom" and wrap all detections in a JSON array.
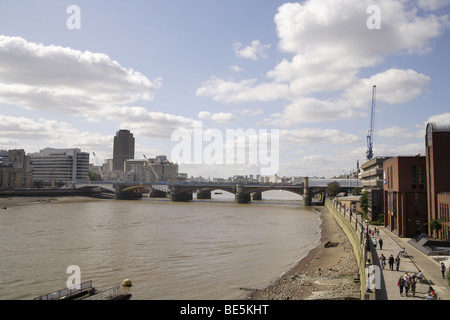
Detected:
[{"left": 325, "top": 198, "right": 376, "bottom": 300}]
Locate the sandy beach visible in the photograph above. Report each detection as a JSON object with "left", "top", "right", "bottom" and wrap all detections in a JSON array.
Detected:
[{"left": 249, "top": 206, "right": 361, "bottom": 300}]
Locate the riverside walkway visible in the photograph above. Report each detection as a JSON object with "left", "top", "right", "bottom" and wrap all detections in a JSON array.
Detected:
[
  {"left": 372, "top": 226, "right": 450, "bottom": 300},
  {"left": 327, "top": 198, "right": 449, "bottom": 300}
]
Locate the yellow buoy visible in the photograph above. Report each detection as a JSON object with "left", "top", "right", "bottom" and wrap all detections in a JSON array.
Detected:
[{"left": 122, "top": 279, "right": 132, "bottom": 287}]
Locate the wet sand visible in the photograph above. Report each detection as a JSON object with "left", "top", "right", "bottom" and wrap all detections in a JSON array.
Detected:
[{"left": 249, "top": 206, "right": 361, "bottom": 300}]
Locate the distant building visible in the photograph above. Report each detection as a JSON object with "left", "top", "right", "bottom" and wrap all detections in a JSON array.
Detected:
[
  {"left": 29, "top": 148, "right": 89, "bottom": 183},
  {"left": 361, "top": 156, "right": 392, "bottom": 221},
  {"left": 0, "top": 149, "right": 33, "bottom": 189},
  {"left": 123, "top": 155, "right": 179, "bottom": 182},
  {"left": 113, "top": 129, "right": 135, "bottom": 171},
  {"left": 425, "top": 122, "right": 450, "bottom": 239},
  {"left": 383, "top": 156, "right": 428, "bottom": 238}
]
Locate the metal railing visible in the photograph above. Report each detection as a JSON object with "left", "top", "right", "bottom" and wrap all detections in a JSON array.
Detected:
[{"left": 33, "top": 280, "right": 93, "bottom": 300}]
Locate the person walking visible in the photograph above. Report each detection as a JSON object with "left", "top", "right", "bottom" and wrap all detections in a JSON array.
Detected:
[
  {"left": 388, "top": 255, "right": 394, "bottom": 271},
  {"left": 380, "top": 254, "right": 386, "bottom": 269},
  {"left": 410, "top": 278, "right": 416, "bottom": 298},
  {"left": 397, "top": 276, "right": 405, "bottom": 296},
  {"left": 404, "top": 274, "right": 410, "bottom": 297},
  {"left": 440, "top": 262, "right": 446, "bottom": 279},
  {"left": 378, "top": 238, "right": 383, "bottom": 250},
  {"left": 395, "top": 255, "right": 401, "bottom": 271}
]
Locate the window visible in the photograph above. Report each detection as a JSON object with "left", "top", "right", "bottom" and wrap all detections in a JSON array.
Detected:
[
  {"left": 412, "top": 165, "right": 417, "bottom": 189},
  {"left": 414, "top": 193, "right": 420, "bottom": 216},
  {"left": 418, "top": 164, "right": 424, "bottom": 190}
]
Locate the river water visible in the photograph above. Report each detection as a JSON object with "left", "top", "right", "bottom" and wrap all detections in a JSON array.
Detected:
[{"left": 0, "top": 191, "right": 322, "bottom": 300}]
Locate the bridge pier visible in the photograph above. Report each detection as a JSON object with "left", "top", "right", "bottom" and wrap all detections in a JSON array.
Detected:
[
  {"left": 170, "top": 185, "right": 193, "bottom": 202},
  {"left": 149, "top": 189, "right": 167, "bottom": 198},
  {"left": 252, "top": 192, "right": 262, "bottom": 201},
  {"left": 196, "top": 189, "right": 212, "bottom": 199},
  {"left": 302, "top": 177, "right": 311, "bottom": 206},
  {"left": 235, "top": 184, "right": 251, "bottom": 204}
]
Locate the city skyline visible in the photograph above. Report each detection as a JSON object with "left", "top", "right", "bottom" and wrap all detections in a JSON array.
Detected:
[{"left": 1, "top": 1, "right": 450, "bottom": 178}]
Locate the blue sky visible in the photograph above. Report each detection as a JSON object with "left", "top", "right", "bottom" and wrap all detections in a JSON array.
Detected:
[{"left": 1, "top": 0, "right": 450, "bottom": 178}]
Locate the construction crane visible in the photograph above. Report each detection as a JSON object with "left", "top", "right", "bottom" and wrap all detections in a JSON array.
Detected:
[{"left": 366, "top": 85, "right": 376, "bottom": 160}]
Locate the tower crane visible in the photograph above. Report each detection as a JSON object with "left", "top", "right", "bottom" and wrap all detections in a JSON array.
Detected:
[{"left": 366, "top": 85, "right": 376, "bottom": 160}]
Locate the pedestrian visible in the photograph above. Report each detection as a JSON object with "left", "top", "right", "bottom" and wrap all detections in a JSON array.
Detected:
[
  {"left": 411, "top": 278, "right": 416, "bottom": 298},
  {"left": 440, "top": 262, "right": 446, "bottom": 279},
  {"left": 404, "top": 274, "right": 410, "bottom": 297},
  {"left": 373, "top": 239, "right": 377, "bottom": 248},
  {"left": 388, "top": 255, "right": 394, "bottom": 270},
  {"left": 378, "top": 238, "right": 383, "bottom": 250},
  {"left": 380, "top": 254, "right": 386, "bottom": 269},
  {"left": 395, "top": 255, "right": 401, "bottom": 271},
  {"left": 398, "top": 276, "right": 404, "bottom": 296}
]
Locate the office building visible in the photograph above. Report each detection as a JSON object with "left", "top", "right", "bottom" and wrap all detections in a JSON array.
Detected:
[
  {"left": 383, "top": 156, "right": 428, "bottom": 238},
  {"left": 113, "top": 129, "right": 135, "bottom": 171},
  {"left": 29, "top": 148, "right": 89, "bottom": 183},
  {"left": 361, "top": 157, "right": 392, "bottom": 221}
]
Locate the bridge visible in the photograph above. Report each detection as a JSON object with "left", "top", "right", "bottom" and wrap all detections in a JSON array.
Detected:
[{"left": 73, "top": 178, "right": 361, "bottom": 206}]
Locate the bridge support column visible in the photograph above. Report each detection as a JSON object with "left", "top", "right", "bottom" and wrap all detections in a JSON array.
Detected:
[
  {"left": 196, "top": 189, "right": 212, "bottom": 199},
  {"left": 252, "top": 192, "right": 262, "bottom": 201},
  {"left": 303, "top": 177, "right": 311, "bottom": 206},
  {"left": 149, "top": 189, "right": 167, "bottom": 198},
  {"left": 235, "top": 184, "right": 251, "bottom": 204},
  {"left": 170, "top": 186, "right": 193, "bottom": 202}
]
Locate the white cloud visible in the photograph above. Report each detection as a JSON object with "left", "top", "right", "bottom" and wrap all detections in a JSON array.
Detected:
[
  {"left": 230, "top": 65, "right": 242, "bottom": 72},
  {"left": 280, "top": 128, "right": 362, "bottom": 145},
  {"left": 426, "top": 112, "right": 450, "bottom": 124},
  {"left": 197, "top": 0, "right": 448, "bottom": 126},
  {"left": 233, "top": 40, "right": 270, "bottom": 60},
  {"left": 198, "top": 111, "right": 236, "bottom": 123},
  {"left": 0, "top": 35, "right": 160, "bottom": 118}
]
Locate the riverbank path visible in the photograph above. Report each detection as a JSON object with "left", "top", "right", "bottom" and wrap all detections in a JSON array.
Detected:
[{"left": 370, "top": 226, "right": 450, "bottom": 300}]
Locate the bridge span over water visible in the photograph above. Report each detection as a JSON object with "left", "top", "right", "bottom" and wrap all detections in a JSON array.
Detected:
[{"left": 74, "top": 178, "right": 361, "bottom": 206}]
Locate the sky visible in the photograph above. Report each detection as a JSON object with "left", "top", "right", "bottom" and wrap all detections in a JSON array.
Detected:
[{"left": 1, "top": 0, "right": 450, "bottom": 179}]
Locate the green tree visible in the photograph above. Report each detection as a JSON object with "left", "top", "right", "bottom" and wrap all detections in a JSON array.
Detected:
[
  {"left": 351, "top": 187, "right": 362, "bottom": 195},
  {"left": 326, "top": 181, "right": 341, "bottom": 197},
  {"left": 88, "top": 170, "right": 102, "bottom": 181},
  {"left": 360, "top": 191, "right": 368, "bottom": 215},
  {"left": 426, "top": 219, "right": 443, "bottom": 238}
]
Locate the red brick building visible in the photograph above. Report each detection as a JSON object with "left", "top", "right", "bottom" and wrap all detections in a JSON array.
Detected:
[
  {"left": 425, "top": 122, "right": 450, "bottom": 239},
  {"left": 437, "top": 193, "right": 450, "bottom": 240},
  {"left": 383, "top": 156, "right": 428, "bottom": 238}
]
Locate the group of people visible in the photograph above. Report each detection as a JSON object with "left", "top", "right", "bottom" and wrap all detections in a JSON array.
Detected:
[
  {"left": 379, "top": 253, "right": 401, "bottom": 271},
  {"left": 397, "top": 272, "right": 416, "bottom": 297}
]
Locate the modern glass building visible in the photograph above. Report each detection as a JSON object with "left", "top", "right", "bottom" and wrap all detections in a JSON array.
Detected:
[{"left": 29, "top": 148, "right": 90, "bottom": 183}]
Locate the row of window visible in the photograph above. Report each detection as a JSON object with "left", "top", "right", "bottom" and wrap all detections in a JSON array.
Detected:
[{"left": 384, "top": 164, "right": 425, "bottom": 190}]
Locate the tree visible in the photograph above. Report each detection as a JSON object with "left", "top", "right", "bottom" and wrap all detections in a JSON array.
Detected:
[
  {"left": 426, "top": 219, "right": 443, "bottom": 238},
  {"left": 326, "top": 181, "right": 340, "bottom": 197},
  {"left": 351, "top": 187, "right": 362, "bottom": 195},
  {"left": 88, "top": 170, "right": 102, "bottom": 181},
  {"left": 360, "top": 191, "right": 368, "bottom": 215}
]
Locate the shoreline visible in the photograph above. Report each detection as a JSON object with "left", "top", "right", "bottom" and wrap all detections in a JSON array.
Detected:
[
  {"left": 248, "top": 206, "right": 360, "bottom": 300},
  {"left": 0, "top": 195, "right": 108, "bottom": 208}
]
